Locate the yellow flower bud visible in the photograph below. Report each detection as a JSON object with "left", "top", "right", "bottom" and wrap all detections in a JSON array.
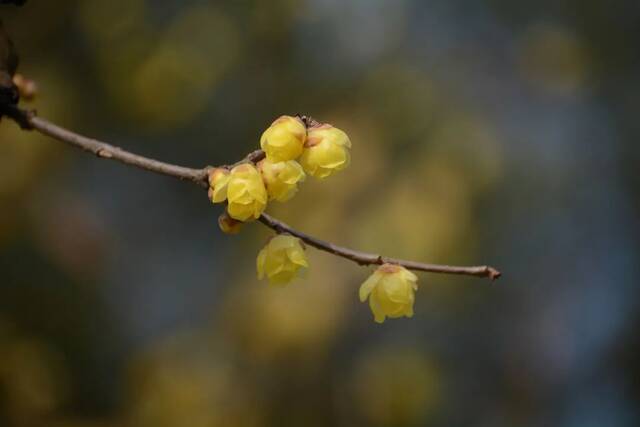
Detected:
[
  {"left": 359, "top": 264, "right": 418, "bottom": 323},
  {"left": 257, "top": 234, "right": 308, "bottom": 286},
  {"left": 218, "top": 211, "right": 243, "bottom": 234},
  {"left": 299, "top": 124, "right": 351, "bottom": 179},
  {"left": 260, "top": 115, "right": 307, "bottom": 162},
  {"left": 208, "top": 168, "right": 230, "bottom": 203},
  {"left": 258, "top": 159, "right": 306, "bottom": 202},
  {"left": 226, "top": 164, "right": 268, "bottom": 221}
]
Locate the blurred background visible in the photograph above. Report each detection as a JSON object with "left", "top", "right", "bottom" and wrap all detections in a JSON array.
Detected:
[{"left": 1, "top": 0, "right": 639, "bottom": 426}]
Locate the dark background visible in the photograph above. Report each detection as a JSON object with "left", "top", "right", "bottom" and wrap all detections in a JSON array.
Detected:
[{"left": 1, "top": 1, "right": 639, "bottom": 426}]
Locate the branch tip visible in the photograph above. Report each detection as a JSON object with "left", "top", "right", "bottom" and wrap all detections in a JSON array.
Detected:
[{"left": 487, "top": 267, "right": 502, "bottom": 281}]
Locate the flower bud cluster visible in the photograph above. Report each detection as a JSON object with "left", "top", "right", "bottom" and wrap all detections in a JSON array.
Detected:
[
  {"left": 209, "top": 115, "right": 351, "bottom": 224},
  {"left": 208, "top": 114, "right": 421, "bottom": 323},
  {"left": 207, "top": 115, "right": 351, "bottom": 287}
]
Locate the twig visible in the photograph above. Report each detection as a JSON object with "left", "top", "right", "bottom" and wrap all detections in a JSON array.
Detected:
[
  {"left": 28, "top": 115, "right": 210, "bottom": 187},
  {"left": 259, "top": 214, "right": 501, "bottom": 280},
  {"left": 228, "top": 149, "right": 266, "bottom": 168},
  {"left": 9, "top": 110, "right": 500, "bottom": 281}
]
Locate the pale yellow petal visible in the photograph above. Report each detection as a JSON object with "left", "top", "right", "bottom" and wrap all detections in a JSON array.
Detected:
[
  {"left": 382, "top": 275, "right": 413, "bottom": 304},
  {"left": 268, "top": 270, "right": 296, "bottom": 286},
  {"left": 212, "top": 185, "right": 228, "bottom": 203},
  {"left": 227, "top": 202, "right": 253, "bottom": 221},
  {"left": 401, "top": 268, "right": 419, "bottom": 283},
  {"left": 370, "top": 295, "right": 386, "bottom": 323},
  {"left": 359, "top": 272, "right": 380, "bottom": 302},
  {"left": 287, "top": 247, "right": 308, "bottom": 267},
  {"left": 211, "top": 174, "right": 230, "bottom": 203},
  {"left": 256, "top": 249, "right": 266, "bottom": 280},
  {"left": 269, "top": 235, "right": 295, "bottom": 251}
]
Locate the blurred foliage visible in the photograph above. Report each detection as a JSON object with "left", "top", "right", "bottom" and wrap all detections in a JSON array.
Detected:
[
  {"left": 0, "top": 0, "right": 639, "bottom": 426},
  {"left": 349, "top": 347, "right": 440, "bottom": 426}
]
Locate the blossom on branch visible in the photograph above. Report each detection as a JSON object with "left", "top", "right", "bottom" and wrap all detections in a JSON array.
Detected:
[
  {"left": 260, "top": 115, "right": 307, "bottom": 162},
  {"left": 208, "top": 168, "right": 230, "bottom": 203},
  {"left": 359, "top": 264, "right": 418, "bottom": 323},
  {"left": 208, "top": 164, "right": 268, "bottom": 221},
  {"left": 226, "top": 164, "right": 268, "bottom": 221},
  {"left": 299, "top": 124, "right": 351, "bottom": 179},
  {"left": 257, "top": 235, "right": 308, "bottom": 286},
  {"left": 258, "top": 158, "right": 306, "bottom": 202}
]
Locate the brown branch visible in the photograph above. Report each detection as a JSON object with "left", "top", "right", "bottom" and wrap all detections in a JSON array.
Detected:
[
  {"left": 259, "top": 214, "right": 501, "bottom": 280},
  {"left": 28, "top": 114, "right": 210, "bottom": 187},
  {"left": 8, "top": 110, "right": 500, "bottom": 281}
]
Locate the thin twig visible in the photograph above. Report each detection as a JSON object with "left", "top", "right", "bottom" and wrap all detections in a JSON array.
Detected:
[
  {"left": 259, "top": 214, "right": 501, "bottom": 280},
  {"left": 10, "top": 110, "right": 500, "bottom": 281},
  {"left": 28, "top": 115, "right": 210, "bottom": 187},
  {"left": 227, "top": 149, "right": 266, "bottom": 169}
]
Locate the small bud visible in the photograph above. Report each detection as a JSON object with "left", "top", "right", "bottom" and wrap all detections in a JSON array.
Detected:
[
  {"left": 258, "top": 159, "right": 306, "bottom": 202},
  {"left": 359, "top": 264, "right": 418, "bottom": 323},
  {"left": 226, "top": 163, "right": 268, "bottom": 221},
  {"left": 257, "top": 234, "right": 308, "bottom": 286},
  {"left": 208, "top": 168, "right": 230, "bottom": 203},
  {"left": 299, "top": 124, "right": 351, "bottom": 179},
  {"left": 12, "top": 74, "right": 37, "bottom": 101},
  {"left": 260, "top": 115, "right": 306, "bottom": 162},
  {"left": 218, "top": 211, "right": 243, "bottom": 234}
]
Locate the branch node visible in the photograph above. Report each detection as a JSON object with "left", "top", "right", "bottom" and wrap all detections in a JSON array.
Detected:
[
  {"left": 97, "top": 149, "right": 113, "bottom": 158},
  {"left": 1, "top": 105, "right": 34, "bottom": 129}
]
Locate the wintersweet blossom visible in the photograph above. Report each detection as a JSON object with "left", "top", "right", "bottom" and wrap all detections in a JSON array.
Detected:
[
  {"left": 208, "top": 168, "right": 230, "bottom": 203},
  {"left": 359, "top": 264, "right": 418, "bottom": 323},
  {"left": 257, "top": 234, "right": 308, "bottom": 286},
  {"left": 258, "top": 159, "right": 306, "bottom": 202},
  {"left": 299, "top": 124, "right": 351, "bottom": 179},
  {"left": 260, "top": 115, "right": 307, "bottom": 162},
  {"left": 226, "top": 164, "right": 268, "bottom": 221}
]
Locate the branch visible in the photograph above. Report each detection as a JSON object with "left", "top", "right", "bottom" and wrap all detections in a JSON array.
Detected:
[
  {"left": 7, "top": 109, "right": 501, "bottom": 281},
  {"left": 259, "top": 214, "right": 501, "bottom": 280},
  {"left": 28, "top": 114, "right": 210, "bottom": 187}
]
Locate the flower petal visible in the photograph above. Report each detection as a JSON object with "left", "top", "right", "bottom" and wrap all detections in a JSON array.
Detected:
[
  {"left": 370, "top": 295, "right": 386, "bottom": 323},
  {"left": 256, "top": 249, "right": 266, "bottom": 280},
  {"left": 359, "top": 272, "right": 380, "bottom": 302}
]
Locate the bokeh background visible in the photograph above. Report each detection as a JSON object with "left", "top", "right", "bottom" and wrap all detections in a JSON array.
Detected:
[{"left": 1, "top": 1, "right": 639, "bottom": 426}]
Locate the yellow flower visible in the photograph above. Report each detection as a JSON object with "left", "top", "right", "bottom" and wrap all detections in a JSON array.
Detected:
[
  {"left": 299, "top": 124, "right": 351, "bottom": 179},
  {"left": 258, "top": 159, "right": 306, "bottom": 202},
  {"left": 257, "top": 235, "right": 308, "bottom": 286},
  {"left": 218, "top": 211, "right": 243, "bottom": 234},
  {"left": 226, "top": 164, "right": 268, "bottom": 221},
  {"left": 359, "top": 264, "right": 418, "bottom": 323},
  {"left": 208, "top": 168, "right": 231, "bottom": 203},
  {"left": 260, "top": 115, "right": 307, "bottom": 162}
]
